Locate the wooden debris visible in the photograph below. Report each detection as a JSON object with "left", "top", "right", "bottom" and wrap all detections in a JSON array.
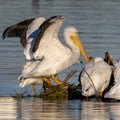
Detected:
[{"left": 39, "top": 70, "right": 83, "bottom": 100}]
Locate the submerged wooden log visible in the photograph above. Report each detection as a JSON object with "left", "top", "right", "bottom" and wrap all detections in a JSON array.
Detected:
[{"left": 39, "top": 70, "right": 84, "bottom": 100}]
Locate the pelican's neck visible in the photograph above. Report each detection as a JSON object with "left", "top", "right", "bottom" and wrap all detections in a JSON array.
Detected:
[{"left": 64, "top": 29, "right": 80, "bottom": 54}]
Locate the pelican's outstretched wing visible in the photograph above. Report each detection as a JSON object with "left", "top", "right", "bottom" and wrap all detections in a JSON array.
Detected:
[
  {"left": 2, "top": 18, "right": 35, "bottom": 47},
  {"left": 32, "top": 16, "right": 64, "bottom": 53},
  {"left": 2, "top": 17, "right": 46, "bottom": 60},
  {"left": 32, "top": 16, "right": 65, "bottom": 59}
]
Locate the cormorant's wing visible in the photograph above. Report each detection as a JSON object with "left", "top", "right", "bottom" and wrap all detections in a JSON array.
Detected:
[{"left": 2, "top": 18, "right": 35, "bottom": 47}]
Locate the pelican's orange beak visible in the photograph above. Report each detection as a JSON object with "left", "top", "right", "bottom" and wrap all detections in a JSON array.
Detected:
[{"left": 70, "top": 32, "right": 90, "bottom": 62}]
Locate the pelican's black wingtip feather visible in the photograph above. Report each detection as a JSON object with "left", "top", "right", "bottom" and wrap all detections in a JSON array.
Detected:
[
  {"left": 2, "top": 25, "right": 17, "bottom": 40},
  {"left": 2, "top": 18, "right": 35, "bottom": 40},
  {"left": 2, "top": 30, "right": 6, "bottom": 40},
  {"left": 2, "top": 26, "right": 10, "bottom": 39}
]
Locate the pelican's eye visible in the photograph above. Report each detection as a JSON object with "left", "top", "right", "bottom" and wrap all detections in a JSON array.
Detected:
[{"left": 76, "top": 32, "right": 79, "bottom": 35}]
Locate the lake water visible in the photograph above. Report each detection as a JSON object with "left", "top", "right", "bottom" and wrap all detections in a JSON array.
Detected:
[
  {"left": 0, "top": 0, "right": 120, "bottom": 119},
  {"left": 1, "top": 97, "right": 120, "bottom": 120}
]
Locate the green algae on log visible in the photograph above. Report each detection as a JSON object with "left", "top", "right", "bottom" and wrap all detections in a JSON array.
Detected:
[{"left": 39, "top": 70, "right": 83, "bottom": 100}]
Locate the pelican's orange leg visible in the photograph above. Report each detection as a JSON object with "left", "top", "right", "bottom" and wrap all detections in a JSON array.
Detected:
[
  {"left": 42, "top": 77, "right": 52, "bottom": 85},
  {"left": 51, "top": 74, "right": 62, "bottom": 85},
  {"left": 100, "top": 90, "right": 103, "bottom": 98},
  {"left": 32, "top": 84, "right": 37, "bottom": 96}
]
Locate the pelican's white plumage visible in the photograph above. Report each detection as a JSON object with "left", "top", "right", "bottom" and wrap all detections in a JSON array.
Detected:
[
  {"left": 19, "top": 77, "right": 43, "bottom": 88},
  {"left": 79, "top": 57, "right": 112, "bottom": 97},
  {"left": 18, "top": 61, "right": 43, "bottom": 88},
  {"left": 104, "top": 61, "right": 120, "bottom": 100},
  {"left": 19, "top": 16, "right": 89, "bottom": 81},
  {"left": 104, "top": 82, "right": 120, "bottom": 100}
]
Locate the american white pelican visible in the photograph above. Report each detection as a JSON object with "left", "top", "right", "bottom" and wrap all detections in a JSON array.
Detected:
[
  {"left": 79, "top": 57, "right": 112, "bottom": 98},
  {"left": 3, "top": 15, "right": 90, "bottom": 95},
  {"left": 19, "top": 15, "right": 90, "bottom": 86},
  {"left": 104, "top": 61, "right": 120, "bottom": 100}
]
